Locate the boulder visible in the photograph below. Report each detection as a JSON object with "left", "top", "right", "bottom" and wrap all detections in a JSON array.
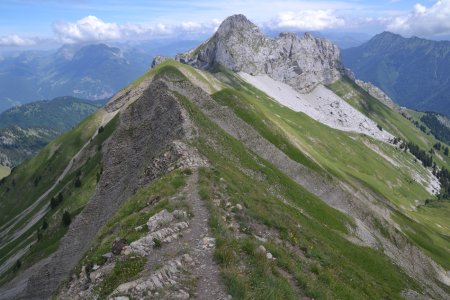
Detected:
[{"left": 112, "top": 238, "right": 128, "bottom": 255}]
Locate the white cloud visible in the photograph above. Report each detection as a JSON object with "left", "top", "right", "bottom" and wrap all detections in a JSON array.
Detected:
[
  {"left": 181, "top": 21, "right": 202, "bottom": 31},
  {"left": 387, "top": 0, "right": 450, "bottom": 37},
  {"left": 269, "top": 10, "right": 346, "bottom": 31},
  {"left": 52, "top": 15, "right": 219, "bottom": 44},
  {"left": 0, "top": 34, "right": 37, "bottom": 46},
  {"left": 53, "top": 16, "right": 122, "bottom": 43}
]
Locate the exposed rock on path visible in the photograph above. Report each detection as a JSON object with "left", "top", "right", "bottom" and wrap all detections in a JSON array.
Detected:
[
  {"left": 137, "top": 170, "right": 228, "bottom": 299},
  {"left": 57, "top": 169, "right": 227, "bottom": 299}
]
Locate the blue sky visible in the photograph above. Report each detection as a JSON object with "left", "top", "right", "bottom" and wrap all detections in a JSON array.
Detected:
[{"left": 1, "top": 0, "right": 450, "bottom": 48}]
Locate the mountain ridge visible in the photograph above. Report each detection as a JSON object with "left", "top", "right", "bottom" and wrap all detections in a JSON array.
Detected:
[
  {"left": 0, "top": 96, "right": 102, "bottom": 167},
  {"left": 0, "top": 43, "right": 149, "bottom": 112},
  {"left": 0, "top": 15, "right": 449, "bottom": 300},
  {"left": 342, "top": 31, "right": 450, "bottom": 116},
  {"left": 176, "top": 14, "right": 345, "bottom": 93}
]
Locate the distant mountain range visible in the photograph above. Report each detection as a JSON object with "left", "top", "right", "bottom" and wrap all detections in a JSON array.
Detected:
[
  {"left": 0, "top": 40, "right": 200, "bottom": 112},
  {"left": 0, "top": 96, "right": 102, "bottom": 166},
  {"left": 342, "top": 32, "right": 450, "bottom": 116}
]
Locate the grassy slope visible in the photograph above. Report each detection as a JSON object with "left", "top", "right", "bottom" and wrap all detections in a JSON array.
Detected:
[
  {"left": 0, "top": 112, "right": 119, "bottom": 284},
  {"left": 330, "top": 77, "right": 450, "bottom": 167},
  {"left": 0, "top": 97, "right": 102, "bottom": 167},
  {"left": 0, "top": 111, "right": 101, "bottom": 226},
  {"left": 198, "top": 68, "right": 449, "bottom": 271},
  {"left": 0, "top": 97, "right": 101, "bottom": 130},
  {"left": 175, "top": 90, "right": 419, "bottom": 299},
  {"left": 215, "top": 72, "right": 431, "bottom": 206},
  {"left": 55, "top": 63, "right": 421, "bottom": 299},
  {"left": 406, "top": 109, "right": 450, "bottom": 166},
  {"left": 328, "top": 78, "right": 450, "bottom": 268},
  {"left": 156, "top": 62, "right": 449, "bottom": 272},
  {"left": 1, "top": 61, "right": 448, "bottom": 297}
]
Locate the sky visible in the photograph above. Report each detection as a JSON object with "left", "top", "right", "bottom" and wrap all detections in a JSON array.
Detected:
[{"left": 1, "top": 0, "right": 450, "bottom": 49}]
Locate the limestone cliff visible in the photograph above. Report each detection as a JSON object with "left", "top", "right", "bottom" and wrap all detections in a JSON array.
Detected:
[{"left": 176, "top": 14, "right": 345, "bottom": 92}]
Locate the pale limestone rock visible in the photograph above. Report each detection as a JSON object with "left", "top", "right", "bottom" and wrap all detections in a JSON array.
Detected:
[
  {"left": 176, "top": 14, "right": 344, "bottom": 93},
  {"left": 146, "top": 209, "right": 173, "bottom": 232},
  {"left": 355, "top": 79, "right": 397, "bottom": 109},
  {"left": 256, "top": 245, "right": 266, "bottom": 255},
  {"left": 151, "top": 55, "right": 171, "bottom": 67}
]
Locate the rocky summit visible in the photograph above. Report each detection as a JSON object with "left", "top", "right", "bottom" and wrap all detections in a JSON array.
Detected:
[
  {"left": 176, "top": 14, "right": 344, "bottom": 92},
  {"left": 0, "top": 14, "right": 450, "bottom": 300}
]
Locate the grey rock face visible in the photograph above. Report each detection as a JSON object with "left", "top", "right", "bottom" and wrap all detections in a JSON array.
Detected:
[
  {"left": 151, "top": 55, "right": 171, "bottom": 68},
  {"left": 5, "top": 80, "right": 188, "bottom": 299},
  {"left": 355, "top": 79, "right": 397, "bottom": 110},
  {"left": 176, "top": 14, "right": 344, "bottom": 92}
]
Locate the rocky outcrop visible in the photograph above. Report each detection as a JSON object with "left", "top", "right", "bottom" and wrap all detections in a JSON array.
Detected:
[
  {"left": 1, "top": 79, "right": 192, "bottom": 299},
  {"left": 151, "top": 55, "right": 171, "bottom": 68},
  {"left": 123, "top": 209, "right": 190, "bottom": 256},
  {"left": 355, "top": 79, "right": 398, "bottom": 110},
  {"left": 57, "top": 169, "right": 226, "bottom": 300},
  {"left": 112, "top": 254, "right": 194, "bottom": 298},
  {"left": 436, "top": 114, "right": 450, "bottom": 130},
  {"left": 176, "top": 14, "right": 345, "bottom": 92}
]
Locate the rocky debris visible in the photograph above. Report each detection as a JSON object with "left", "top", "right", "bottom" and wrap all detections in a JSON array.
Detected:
[
  {"left": 145, "top": 141, "right": 208, "bottom": 182},
  {"left": 176, "top": 14, "right": 344, "bottom": 93},
  {"left": 171, "top": 141, "right": 209, "bottom": 169},
  {"left": 146, "top": 209, "right": 174, "bottom": 232},
  {"left": 134, "top": 225, "right": 144, "bottom": 231},
  {"left": 173, "top": 209, "right": 188, "bottom": 219},
  {"left": 151, "top": 55, "right": 171, "bottom": 68},
  {"left": 256, "top": 245, "right": 266, "bottom": 255},
  {"left": 58, "top": 209, "right": 191, "bottom": 299},
  {"left": 239, "top": 72, "right": 394, "bottom": 142},
  {"left": 112, "top": 238, "right": 128, "bottom": 255},
  {"left": 112, "top": 254, "right": 194, "bottom": 298},
  {"left": 436, "top": 114, "right": 450, "bottom": 129},
  {"left": 255, "top": 245, "right": 275, "bottom": 260},
  {"left": 171, "top": 289, "right": 190, "bottom": 299},
  {"left": 112, "top": 296, "right": 130, "bottom": 300},
  {"left": 89, "top": 262, "right": 115, "bottom": 283},
  {"left": 202, "top": 237, "right": 215, "bottom": 249},
  {"left": 355, "top": 79, "right": 398, "bottom": 110},
  {"left": 140, "top": 169, "right": 228, "bottom": 299},
  {"left": 62, "top": 262, "right": 116, "bottom": 299},
  {"left": 123, "top": 209, "right": 189, "bottom": 256},
  {"left": 56, "top": 210, "right": 191, "bottom": 299},
  {"left": 2, "top": 79, "right": 191, "bottom": 299}
]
